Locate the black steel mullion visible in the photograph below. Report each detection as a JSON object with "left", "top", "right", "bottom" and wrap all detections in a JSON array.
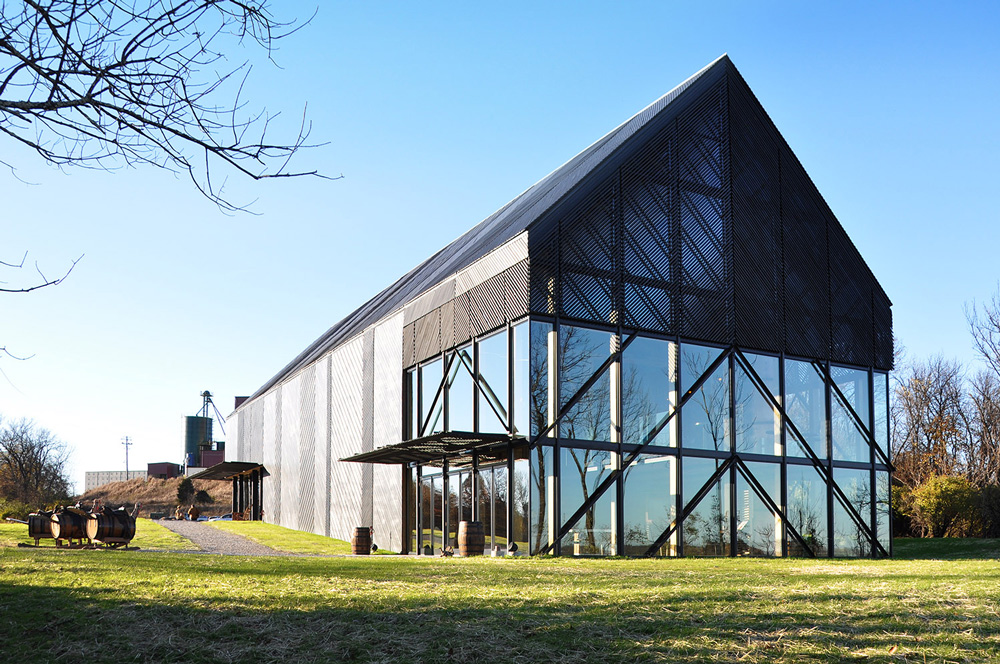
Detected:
[
  {"left": 868, "top": 368, "right": 877, "bottom": 558},
  {"left": 779, "top": 352, "right": 788, "bottom": 556},
  {"left": 729, "top": 353, "right": 737, "bottom": 556},
  {"left": 643, "top": 457, "right": 734, "bottom": 557},
  {"left": 825, "top": 360, "right": 834, "bottom": 557}
]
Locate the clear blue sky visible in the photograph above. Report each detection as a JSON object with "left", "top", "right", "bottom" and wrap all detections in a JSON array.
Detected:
[{"left": 4, "top": 1, "right": 999, "bottom": 493}]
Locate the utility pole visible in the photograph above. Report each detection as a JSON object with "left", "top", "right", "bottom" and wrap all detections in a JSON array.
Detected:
[{"left": 123, "top": 436, "right": 132, "bottom": 475}]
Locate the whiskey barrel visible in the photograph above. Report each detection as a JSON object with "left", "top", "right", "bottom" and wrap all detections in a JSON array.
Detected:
[
  {"left": 86, "top": 509, "right": 136, "bottom": 543},
  {"left": 458, "top": 521, "right": 484, "bottom": 556},
  {"left": 351, "top": 527, "right": 371, "bottom": 555},
  {"left": 50, "top": 508, "right": 92, "bottom": 541},
  {"left": 28, "top": 512, "right": 54, "bottom": 542}
]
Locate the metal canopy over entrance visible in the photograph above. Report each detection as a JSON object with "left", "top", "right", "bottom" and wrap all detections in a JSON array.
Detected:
[
  {"left": 340, "top": 432, "right": 525, "bottom": 467},
  {"left": 188, "top": 462, "right": 267, "bottom": 521}
]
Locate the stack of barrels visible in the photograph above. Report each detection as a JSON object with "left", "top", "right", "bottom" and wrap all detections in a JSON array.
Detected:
[{"left": 26, "top": 507, "right": 136, "bottom": 548}]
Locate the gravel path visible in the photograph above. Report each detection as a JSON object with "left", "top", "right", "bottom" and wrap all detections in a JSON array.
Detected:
[{"left": 156, "top": 520, "right": 285, "bottom": 556}]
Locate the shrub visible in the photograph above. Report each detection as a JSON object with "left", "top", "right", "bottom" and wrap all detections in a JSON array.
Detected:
[
  {"left": 177, "top": 478, "right": 195, "bottom": 504},
  {"left": 194, "top": 490, "right": 213, "bottom": 504},
  {"left": 891, "top": 484, "right": 916, "bottom": 537},
  {"left": 911, "top": 475, "right": 978, "bottom": 537},
  {"left": 0, "top": 498, "right": 34, "bottom": 520}
]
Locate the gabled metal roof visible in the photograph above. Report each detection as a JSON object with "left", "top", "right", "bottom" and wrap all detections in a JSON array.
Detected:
[{"left": 239, "top": 55, "right": 731, "bottom": 409}]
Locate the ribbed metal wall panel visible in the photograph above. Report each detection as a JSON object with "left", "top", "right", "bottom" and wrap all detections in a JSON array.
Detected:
[
  {"left": 455, "top": 232, "right": 529, "bottom": 296},
  {"left": 414, "top": 310, "right": 441, "bottom": 364},
  {"left": 297, "top": 365, "right": 317, "bottom": 534},
  {"left": 279, "top": 373, "right": 302, "bottom": 531},
  {"left": 328, "top": 335, "right": 365, "bottom": 542},
  {"left": 234, "top": 409, "right": 246, "bottom": 461},
  {"left": 361, "top": 329, "right": 376, "bottom": 527},
  {"left": 249, "top": 396, "right": 263, "bottom": 464},
  {"left": 260, "top": 390, "right": 281, "bottom": 525},
  {"left": 314, "top": 356, "right": 331, "bottom": 536},
  {"left": 372, "top": 465, "right": 402, "bottom": 552},
  {"left": 373, "top": 312, "right": 404, "bottom": 551}
]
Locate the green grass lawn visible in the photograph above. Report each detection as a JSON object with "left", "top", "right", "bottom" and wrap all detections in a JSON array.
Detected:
[
  {"left": 2, "top": 538, "right": 1000, "bottom": 662},
  {"left": 0, "top": 518, "right": 196, "bottom": 551},
  {"left": 205, "top": 520, "right": 397, "bottom": 555}
]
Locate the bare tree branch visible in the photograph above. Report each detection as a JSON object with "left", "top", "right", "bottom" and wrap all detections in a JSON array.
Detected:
[{"left": 0, "top": 1, "right": 334, "bottom": 211}]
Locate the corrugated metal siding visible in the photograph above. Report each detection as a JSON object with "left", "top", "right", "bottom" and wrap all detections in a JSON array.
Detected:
[
  {"left": 279, "top": 373, "right": 301, "bottom": 531},
  {"left": 314, "top": 356, "right": 331, "bottom": 536},
  {"left": 328, "top": 335, "right": 364, "bottom": 542},
  {"left": 297, "top": 365, "right": 317, "bottom": 534},
  {"left": 261, "top": 390, "right": 281, "bottom": 525},
  {"left": 373, "top": 312, "right": 404, "bottom": 551}
]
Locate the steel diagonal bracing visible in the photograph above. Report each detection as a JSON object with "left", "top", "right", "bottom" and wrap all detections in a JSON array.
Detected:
[
  {"left": 536, "top": 344, "right": 733, "bottom": 555},
  {"left": 734, "top": 350, "right": 888, "bottom": 558},
  {"left": 644, "top": 457, "right": 735, "bottom": 557}
]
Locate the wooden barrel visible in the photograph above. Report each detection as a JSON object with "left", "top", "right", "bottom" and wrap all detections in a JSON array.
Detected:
[
  {"left": 28, "top": 512, "right": 54, "bottom": 541},
  {"left": 86, "top": 509, "right": 136, "bottom": 543},
  {"left": 50, "top": 509, "right": 92, "bottom": 541},
  {"left": 458, "top": 521, "right": 484, "bottom": 556},
  {"left": 351, "top": 527, "right": 371, "bottom": 555}
]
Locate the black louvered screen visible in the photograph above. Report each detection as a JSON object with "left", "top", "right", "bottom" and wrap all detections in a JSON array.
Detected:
[
  {"left": 781, "top": 143, "right": 831, "bottom": 360},
  {"left": 830, "top": 229, "right": 873, "bottom": 366},
  {"left": 521, "top": 63, "right": 890, "bottom": 370},
  {"left": 873, "top": 291, "right": 893, "bottom": 370},
  {"left": 677, "top": 82, "right": 731, "bottom": 343},
  {"left": 729, "top": 74, "right": 782, "bottom": 353},
  {"left": 622, "top": 125, "right": 677, "bottom": 333},
  {"left": 559, "top": 179, "right": 619, "bottom": 325}
]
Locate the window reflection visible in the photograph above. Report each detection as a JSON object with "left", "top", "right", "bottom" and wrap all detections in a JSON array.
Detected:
[
  {"left": 529, "top": 321, "right": 552, "bottom": 438},
  {"left": 831, "top": 365, "right": 870, "bottom": 462},
  {"left": 737, "top": 462, "right": 781, "bottom": 557},
  {"left": 833, "top": 467, "right": 872, "bottom": 557},
  {"left": 420, "top": 359, "right": 443, "bottom": 436},
  {"left": 513, "top": 322, "right": 530, "bottom": 437},
  {"left": 561, "top": 446, "right": 616, "bottom": 555},
  {"left": 735, "top": 353, "right": 780, "bottom": 456},
  {"left": 682, "top": 457, "right": 730, "bottom": 556},
  {"left": 787, "top": 463, "right": 827, "bottom": 556},
  {"left": 623, "top": 454, "right": 677, "bottom": 556},
  {"left": 559, "top": 325, "right": 613, "bottom": 442},
  {"left": 681, "top": 346, "right": 730, "bottom": 452},
  {"left": 446, "top": 347, "right": 474, "bottom": 432},
  {"left": 873, "top": 372, "right": 889, "bottom": 455},
  {"left": 622, "top": 336, "right": 677, "bottom": 448},
  {"left": 785, "top": 359, "right": 827, "bottom": 459},
  {"left": 478, "top": 331, "right": 509, "bottom": 433}
]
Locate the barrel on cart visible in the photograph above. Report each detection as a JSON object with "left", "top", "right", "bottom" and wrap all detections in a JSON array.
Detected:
[
  {"left": 50, "top": 508, "right": 93, "bottom": 547},
  {"left": 86, "top": 508, "right": 136, "bottom": 547},
  {"left": 27, "top": 511, "right": 54, "bottom": 546}
]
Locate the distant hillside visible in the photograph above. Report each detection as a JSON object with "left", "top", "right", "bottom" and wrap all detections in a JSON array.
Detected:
[{"left": 76, "top": 477, "right": 232, "bottom": 518}]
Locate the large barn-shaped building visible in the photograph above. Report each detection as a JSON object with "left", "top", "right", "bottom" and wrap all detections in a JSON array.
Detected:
[{"left": 230, "top": 55, "right": 893, "bottom": 557}]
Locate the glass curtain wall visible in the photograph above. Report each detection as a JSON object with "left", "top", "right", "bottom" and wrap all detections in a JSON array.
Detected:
[{"left": 406, "top": 318, "right": 889, "bottom": 558}]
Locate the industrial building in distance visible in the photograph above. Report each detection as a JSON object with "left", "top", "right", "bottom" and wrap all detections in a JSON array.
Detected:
[{"left": 229, "top": 55, "right": 892, "bottom": 557}]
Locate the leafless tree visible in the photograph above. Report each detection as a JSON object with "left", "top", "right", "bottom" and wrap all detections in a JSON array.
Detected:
[
  {"left": 0, "top": 416, "right": 71, "bottom": 505},
  {"left": 967, "top": 287, "right": 1000, "bottom": 382},
  {"left": 1, "top": 0, "right": 328, "bottom": 211},
  {"left": 891, "top": 355, "right": 969, "bottom": 488},
  {"left": 966, "top": 370, "right": 1000, "bottom": 487}
]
